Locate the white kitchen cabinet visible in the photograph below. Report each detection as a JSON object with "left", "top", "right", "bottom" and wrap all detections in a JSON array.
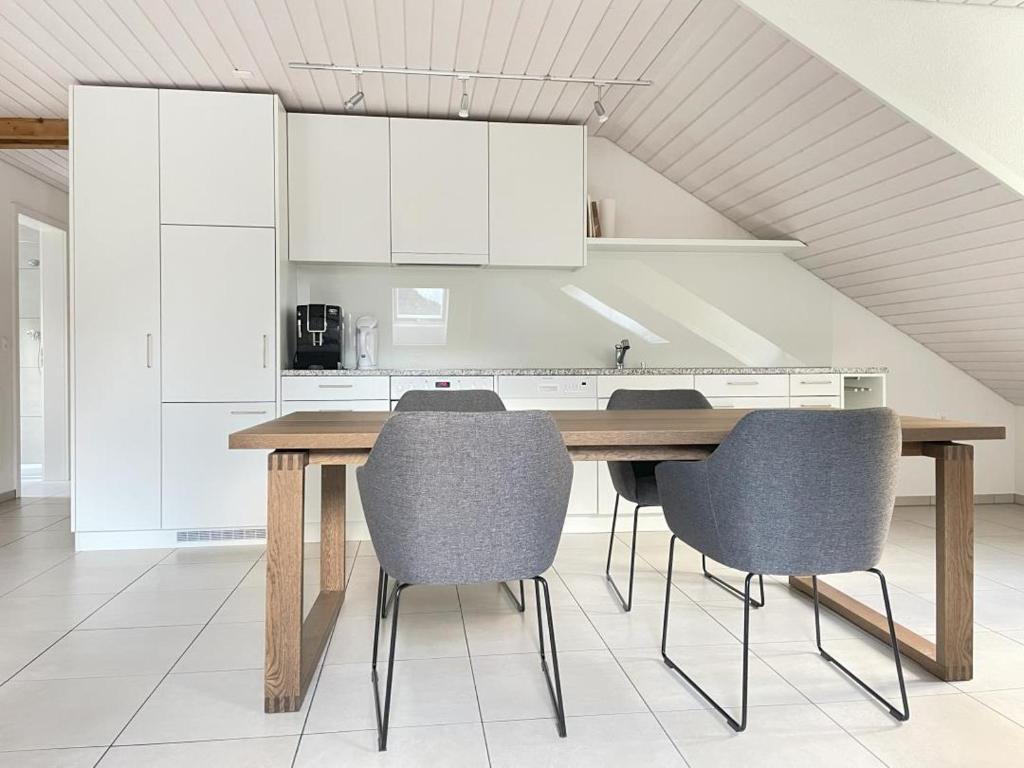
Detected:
[
  {"left": 489, "top": 123, "right": 585, "bottom": 268},
  {"left": 282, "top": 376, "right": 390, "bottom": 402},
  {"left": 72, "top": 85, "right": 162, "bottom": 532},
  {"left": 161, "top": 226, "right": 276, "bottom": 403},
  {"left": 694, "top": 374, "right": 789, "bottom": 398},
  {"left": 791, "top": 396, "right": 841, "bottom": 409},
  {"left": 390, "top": 118, "right": 489, "bottom": 263},
  {"left": 281, "top": 399, "right": 389, "bottom": 526},
  {"left": 288, "top": 114, "right": 390, "bottom": 263},
  {"left": 161, "top": 403, "right": 273, "bottom": 530},
  {"left": 789, "top": 373, "right": 841, "bottom": 397},
  {"left": 159, "top": 90, "right": 276, "bottom": 227},
  {"left": 708, "top": 396, "right": 790, "bottom": 409}
]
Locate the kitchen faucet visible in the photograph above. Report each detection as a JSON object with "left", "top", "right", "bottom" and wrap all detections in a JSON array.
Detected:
[{"left": 615, "top": 338, "right": 631, "bottom": 369}]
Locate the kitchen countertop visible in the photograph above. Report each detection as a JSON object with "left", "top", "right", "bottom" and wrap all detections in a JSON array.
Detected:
[{"left": 281, "top": 366, "right": 887, "bottom": 376}]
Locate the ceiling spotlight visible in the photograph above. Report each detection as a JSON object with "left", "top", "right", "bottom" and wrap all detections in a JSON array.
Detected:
[
  {"left": 593, "top": 85, "right": 608, "bottom": 124},
  {"left": 345, "top": 72, "right": 365, "bottom": 110},
  {"left": 458, "top": 78, "right": 470, "bottom": 118},
  {"left": 232, "top": 68, "right": 253, "bottom": 80}
]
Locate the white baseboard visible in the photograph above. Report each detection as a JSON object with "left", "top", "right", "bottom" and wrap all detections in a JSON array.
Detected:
[{"left": 895, "top": 493, "right": 1015, "bottom": 507}]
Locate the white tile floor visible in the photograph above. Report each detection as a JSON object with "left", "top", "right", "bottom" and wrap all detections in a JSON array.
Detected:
[{"left": 4, "top": 492, "right": 1024, "bottom": 766}]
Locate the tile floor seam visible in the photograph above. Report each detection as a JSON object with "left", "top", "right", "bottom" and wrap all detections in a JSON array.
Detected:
[
  {"left": 90, "top": 552, "right": 267, "bottom": 766},
  {"left": 0, "top": 546, "right": 181, "bottom": 687},
  {"left": 548, "top": 562, "right": 694, "bottom": 767},
  {"left": 964, "top": 687, "right": 1024, "bottom": 732},
  {"left": 455, "top": 582, "right": 496, "bottom": 768}
]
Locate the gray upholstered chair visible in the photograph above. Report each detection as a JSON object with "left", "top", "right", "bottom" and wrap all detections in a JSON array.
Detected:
[
  {"left": 357, "top": 411, "right": 573, "bottom": 750},
  {"left": 383, "top": 388, "right": 523, "bottom": 614},
  {"left": 604, "top": 388, "right": 761, "bottom": 611},
  {"left": 393, "top": 388, "right": 506, "bottom": 413},
  {"left": 655, "top": 408, "right": 908, "bottom": 731}
]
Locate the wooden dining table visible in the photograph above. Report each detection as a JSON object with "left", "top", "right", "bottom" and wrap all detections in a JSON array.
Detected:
[{"left": 229, "top": 408, "right": 1005, "bottom": 714}]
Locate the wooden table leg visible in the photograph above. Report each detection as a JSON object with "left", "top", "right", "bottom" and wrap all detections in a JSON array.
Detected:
[
  {"left": 790, "top": 441, "right": 975, "bottom": 682},
  {"left": 265, "top": 450, "right": 307, "bottom": 713},
  {"left": 929, "top": 441, "right": 974, "bottom": 681},
  {"left": 264, "top": 453, "right": 348, "bottom": 714}
]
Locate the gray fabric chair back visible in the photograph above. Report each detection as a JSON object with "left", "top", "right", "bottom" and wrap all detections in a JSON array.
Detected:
[
  {"left": 606, "top": 389, "right": 712, "bottom": 504},
  {"left": 357, "top": 411, "right": 573, "bottom": 585},
  {"left": 655, "top": 408, "right": 901, "bottom": 576},
  {"left": 394, "top": 389, "right": 506, "bottom": 412}
]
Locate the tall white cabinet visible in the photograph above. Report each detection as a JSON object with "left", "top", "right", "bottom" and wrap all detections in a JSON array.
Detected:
[
  {"left": 72, "top": 85, "right": 283, "bottom": 547},
  {"left": 72, "top": 86, "right": 162, "bottom": 532}
]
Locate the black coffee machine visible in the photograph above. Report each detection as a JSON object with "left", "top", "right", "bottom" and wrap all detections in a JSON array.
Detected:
[{"left": 294, "top": 304, "right": 343, "bottom": 370}]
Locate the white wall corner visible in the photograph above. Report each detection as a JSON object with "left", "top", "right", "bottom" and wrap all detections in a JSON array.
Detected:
[{"left": 586, "top": 136, "right": 752, "bottom": 239}]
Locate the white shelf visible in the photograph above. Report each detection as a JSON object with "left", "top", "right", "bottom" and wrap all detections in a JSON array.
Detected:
[{"left": 585, "top": 237, "right": 806, "bottom": 254}]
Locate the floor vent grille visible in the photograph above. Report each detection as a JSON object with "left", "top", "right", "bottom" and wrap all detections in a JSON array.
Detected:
[{"left": 176, "top": 527, "right": 267, "bottom": 543}]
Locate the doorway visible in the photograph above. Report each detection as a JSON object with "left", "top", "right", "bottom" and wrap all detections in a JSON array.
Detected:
[{"left": 17, "top": 214, "right": 69, "bottom": 492}]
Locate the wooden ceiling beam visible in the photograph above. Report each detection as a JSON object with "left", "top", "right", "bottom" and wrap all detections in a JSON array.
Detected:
[{"left": 0, "top": 118, "right": 68, "bottom": 149}]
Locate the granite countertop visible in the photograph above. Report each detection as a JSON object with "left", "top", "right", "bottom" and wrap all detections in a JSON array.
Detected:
[{"left": 281, "top": 366, "right": 887, "bottom": 376}]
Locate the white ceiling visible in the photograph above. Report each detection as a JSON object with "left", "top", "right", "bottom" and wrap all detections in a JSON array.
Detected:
[{"left": 1, "top": 0, "right": 1022, "bottom": 402}]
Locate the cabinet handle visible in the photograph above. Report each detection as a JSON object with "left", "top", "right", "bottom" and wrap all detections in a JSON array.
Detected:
[
  {"left": 262, "top": 335, "right": 269, "bottom": 368},
  {"left": 230, "top": 410, "right": 268, "bottom": 415},
  {"left": 318, "top": 383, "right": 354, "bottom": 389},
  {"left": 146, "top": 333, "right": 153, "bottom": 368},
  {"left": 726, "top": 380, "right": 758, "bottom": 386},
  {"left": 799, "top": 378, "right": 832, "bottom": 385}
]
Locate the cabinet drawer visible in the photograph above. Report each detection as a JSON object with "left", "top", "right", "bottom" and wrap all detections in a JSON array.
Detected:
[
  {"left": 695, "top": 374, "right": 788, "bottom": 398},
  {"left": 790, "top": 396, "right": 841, "bottom": 409},
  {"left": 282, "top": 376, "right": 390, "bottom": 401},
  {"left": 282, "top": 400, "right": 390, "bottom": 414},
  {"left": 497, "top": 376, "right": 595, "bottom": 399},
  {"left": 597, "top": 375, "right": 695, "bottom": 399},
  {"left": 162, "top": 403, "right": 274, "bottom": 530},
  {"left": 708, "top": 396, "right": 790, "bottom": 409},
  {"left": 789, "top": 373, "right": 841, "bottom": 396}
]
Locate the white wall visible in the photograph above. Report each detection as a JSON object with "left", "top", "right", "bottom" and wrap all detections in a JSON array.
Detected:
[
  {"left": 0, "top": 160, "right": 68, "bottom": 497},
  {"left": 586, "top": 137, "right": 751, "bottom": 239},
  {"left": 739, "top": 0, "right": 1024, "bottom": 195}
]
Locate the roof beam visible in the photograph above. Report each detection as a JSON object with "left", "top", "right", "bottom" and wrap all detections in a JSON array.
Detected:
[{"left": 0, "top": 118, "right": 68, "bottom": 149}]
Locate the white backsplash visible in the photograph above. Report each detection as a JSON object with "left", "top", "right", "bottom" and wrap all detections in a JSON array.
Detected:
[{"left": 294, "top": 251, "right": 834, "bottom": 370}]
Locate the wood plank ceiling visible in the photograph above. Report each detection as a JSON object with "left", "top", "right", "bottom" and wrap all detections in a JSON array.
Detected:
[{"left": 0, "top": 0, "right": 1022, "bottom": 402}]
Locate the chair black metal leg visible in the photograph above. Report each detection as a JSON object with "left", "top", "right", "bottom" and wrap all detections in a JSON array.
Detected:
[
  {"left": 533, "top": 576, "right": 567, "bottom": 737},
  {"left": 605, "top": 494, "right": 641, "bottom": 612},
  {"left": 812, "top": 570, "right": 910, "bottom": 722},
  {"left": 499, "top": 579, "right": 526, "bottom": 612},
  {"left": 702, "top": 554, "right": 765, "bottom": 609},
  {"left": 380, "top": 573, "right": 399, "bottom": 619},
  {"left": 371, "top": 571, "right": 408, "bottom": 751},
  {"left": 662, "top": 536, "right": 751, "bottom": 732}
]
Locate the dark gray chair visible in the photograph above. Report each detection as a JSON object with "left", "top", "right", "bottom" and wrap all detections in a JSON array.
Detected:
[
  {"left": 384, "top": 388, "right": 524, "bottom": 614},
  {"left": 605, "top": 388, "right": 761, "bottom": 612},
  {"left": 655, "top": 408, "right": 908, "bottom": 731},
  {"left": 393, "top": 388, "right": 506, "bottom": 413},
  {"left": 358, "top": 411, "right": 573, "bottom": 750}
]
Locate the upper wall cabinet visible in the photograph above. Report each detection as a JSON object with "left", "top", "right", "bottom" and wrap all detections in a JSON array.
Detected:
[
  {"left": 389, "top": 118, "right": 489, "bottom": 264},
  {"left": 489, "top": 123, "right": 586, "bottom": 268},
  {"left": 288, "top": 114, "right": 390, "bottom": 263},
  {"left": 159, "top": 90, "right": 276, "bottom": 227}
]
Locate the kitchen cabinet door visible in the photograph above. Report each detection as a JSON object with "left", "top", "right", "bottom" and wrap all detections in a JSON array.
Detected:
[
  {"left": 159, "top": 90, "right": 275, "bottom": 227},
  {"left": 161, "top": 226, "right": 276, "bottom": 402},
  {"left": 288, "top": 114, "right": 390, "bottom": 263},
  {"left": 390, "top": 118, "right": 488, "bottom": 262},
  {"left": 162, "top": 403, "right": 274, "bottom": 529},
  {"left": 489, "top": 123, "right": 585, "bottom": 267},
  {"left": 72, "top": 85, "right": 162, "bottom": 532},
  {"left": 503, "top": 397, "right": 598, "bottom": 516},
  {"left": 281, "top": 400, "right": 390, "bottom": 526}
]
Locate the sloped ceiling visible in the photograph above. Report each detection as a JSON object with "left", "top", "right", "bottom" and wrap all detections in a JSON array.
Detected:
[{"left": 1, "top": 0, "right": 1022, "bottom": 402}]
